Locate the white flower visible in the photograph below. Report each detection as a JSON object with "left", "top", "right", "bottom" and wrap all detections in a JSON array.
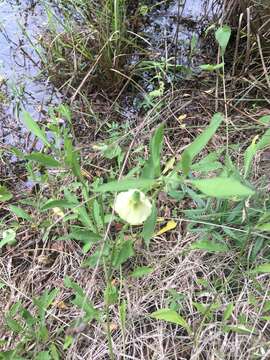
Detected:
[{"left": 114, "top": 189, "right": 152, "bottom": 225}]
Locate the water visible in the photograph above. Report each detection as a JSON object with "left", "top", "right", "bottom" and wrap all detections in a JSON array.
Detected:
[
  {"left": 0, "top": 0, "right": 60, "bottom": 148},
  {"left": 0, "top": 0, "right": 217, "bottom": 149}
]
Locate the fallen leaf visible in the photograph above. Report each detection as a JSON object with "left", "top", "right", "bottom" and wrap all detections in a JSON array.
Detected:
[{"left": 155, "top": 220, "right": 177, "bottom": 236}]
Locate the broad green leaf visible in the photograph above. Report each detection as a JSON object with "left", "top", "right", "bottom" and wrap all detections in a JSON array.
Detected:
[
  {"left": 112, "top": 240, "right": 134, "bottom": 268},
  {"left": 244, "top": 135, "right": 259, "bottom": 178},
  {"left": 150, "top": 308, "right": 191, "bottom": 334},
  {"left": 0, "top": 185, "right": 13, "bottom": 202},
  {"left": 9, "top": 205, "right": 32, "bottom": 222},
  {"left": 191, "top": 239, "right": 229, "bottom": 252},
  {"left": 223, "top": 303, "right": 234, "bottom": 321},
  {"left": 41, "top": 199, "right": 77, "bottom": 211},
  {"left": 215, "top": 25, "right": 231, "bottom": 55},
  {"left": 190, "top": 177, "right": 255, "bottom": 199},
  {"left": 22, "top": 111, "right": 50, "bottom": 147},
  {"left": 180, "top": 113, "right": 223, "bottom": 173},
  {"left": 200, "top": 63, "right": 224, "bottom": 71},
  {"left": 130, "top": 266, "right": 154, "bottom": 278},
  {"left": 95, "top": 179, "right": 155, "bottom": 192},
  {"left": 25, "top": 153, "right": 61, "bottom": 168},
  {"left": 0, "top": 229, "right": 16, "bottom": 248},
  {"left": 141, "top": 203, "right": 157, "bottom": 247},
  {"left": 251, "top": 263, "right": 270, "bottom": 274}
]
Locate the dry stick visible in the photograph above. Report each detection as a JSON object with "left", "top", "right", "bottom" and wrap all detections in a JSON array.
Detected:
[
  {"left": 243, "top": 6, "right": 251, "bottom": 72},
  {"left": 232, "top": 12, "right": 243, "bottom": 77},
  {"left": 257, "top": 34, "right": 270, "bottom": 89}
]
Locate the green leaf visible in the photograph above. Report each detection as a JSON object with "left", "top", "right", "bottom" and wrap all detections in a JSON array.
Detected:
[
  {"left": 257, "top": 128, "right": 270, "bottom": 150},
  {"left": 35, "top": 351, "right": 51, "bottom": 360},
  {"left": 141, "top": 203, "right": 157, "bottom": 247},
  {"left": 0, "top": 185, "right": 13, "bottom": 202},
  {"left": 251, "top": 263, "right": 270, "bottom": 274},
  {"left": 50, "top": 344, "right": 60, "bottom": 360},
  {"left": 190, "top": 177, "right": 255, "bottom": 199},
  {"left": 22, "top": 111, "right": 50, "bottom": 147},
  {"left": 259, "top": 115, "right": 270, "bottom": 125},
  {"left": 215, "top": 25, "right": 231, "bottom": 55},
  {"left": 64, "top": 136, "right": 82, "bottom": 179},
  {"left": 130, "top": 266, "right": 154, "bottom": 278},
  {"left": 68, "top": 229, "right": 101, "bottom": 243},
  {"left": 256, "top": 223, "right": 270, "bottom": 231},
  {"left": 200, "top": 63, "right": 224, "bottom": 71},
  {"left": 41, "top": 199, "right": 77, "bottom": 211},
  {"left": 150, "top": 308, "right": 191, "bottom": 334},
  {"left": 191, "top": 239, "right": 229, "bottom": 253},
  {"left": 150, "top": 124, "right": 164, "bottom": 178},
  {"left": 244, "top": 136, "right": 258, "bottom": 178},
  {"left": 25, "top": 153, "right": 61, "bottom": 168},
  {"left": 142, "top": 124, "right": 164, "bottom": 179},
  {"left": 94, "top": 179, "right": 155, "bottom": 193},
  {"left": 9, "top": 205, "right": 32, "bottom": 222},
  {"left": 0, "top": 229, "right": 16, "bottom": 248},
  {"left": 104, "top": 283, "right": 119, "bottom": 306},
  {"left": 223, "top": 303, "right": 234, "bottom": 321},
  {"left": 63, "top": 335, "right": 74, "bottom": 350},
  {"left": 180, "top": 113, "right": 223, "bottom": 172},
  {"left": 223, "top": 324, "right": 254, "bottom": 335},
  {"left": 112, "top": 240, "right": 134, "bottom": 268}
]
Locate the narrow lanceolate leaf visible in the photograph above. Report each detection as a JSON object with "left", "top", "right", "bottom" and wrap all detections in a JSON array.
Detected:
[
  {"left": 191, "top": 239, "right": 229, "bottom": 253},
  {"left": 181, "top": 113, "right": 223, "bottom": 174},
  {"left": 223, "top": 303, "right": 234, "bottom": 321},
  {"left": 200, "top": 63, "right": 224, "bottom": 71},
  {"left": 256, "top": 223, "right": 270, "bottom": 231},
  {"left": 22, "top": 111, "right": 50, "bottom": 147},
  {"left": 250, "top": 263, "right": 270, "bottom": 274},
  {"left": 142, "top": 124, "right": 165, "bottom": 179},
  {"left": 244, "top": 136, "right": 259, "bottom": 178},
  {"left": 150, "top": 309, "right": 191, "bottom": 334},
  {"left": 190, "top": 177, "right": 255, "bottom": 199},
  {"left": 9, "top": 205, "right": 32, "bottom": 222},
  {"left": 142, "top": 204, "right": 157, "bottom": 247},
  {"left": 150, "top": 124, "right": 164, "bottom": 178},
  {"left": 95, "top": 179, "right": 155, "bottom": 193},
  {"left": 257, "top": 128, "right": 270, "bottom": 151},
  {"left": 25, "top": 153, "right": 61, "bottom": 168},
  {"left": 130, "top": 266, "right": 154, "bottom": 278},
  {"left": 215, "top": 25, "right": 231, "bottom": 55},
  {"left": 41, "top": 199, "right": 77, "bottom": 211}
]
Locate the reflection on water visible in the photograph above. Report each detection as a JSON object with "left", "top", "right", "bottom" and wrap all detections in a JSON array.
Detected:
[{"left": 0, "top": 0, "right": 60, "bottom": 148}]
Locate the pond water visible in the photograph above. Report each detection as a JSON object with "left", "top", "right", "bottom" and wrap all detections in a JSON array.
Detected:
[
  {"left": 0, "top": 0, "right": 60, "bottom": 148},
  {"left": 0, "top": 0, "right": 217, "bottom": 149}
]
